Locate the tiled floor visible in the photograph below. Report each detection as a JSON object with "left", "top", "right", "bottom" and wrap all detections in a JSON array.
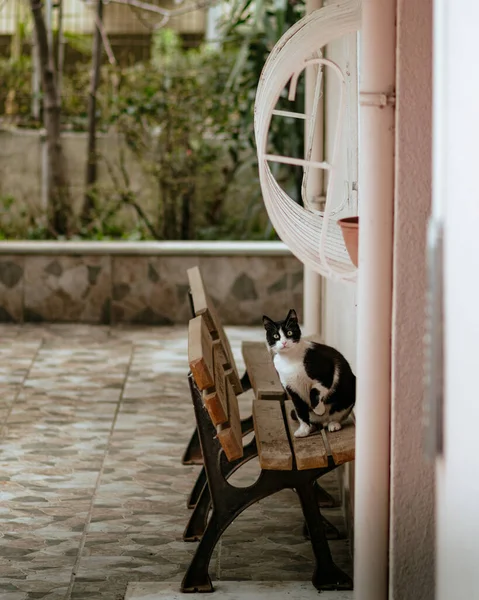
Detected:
[{"left": 0, "top": 325, "right": 352, "bottom": 600}]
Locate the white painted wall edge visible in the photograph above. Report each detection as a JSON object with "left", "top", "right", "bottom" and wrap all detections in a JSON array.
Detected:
[
  {"left": 0, "top": 240, "right": 293, "bottom": 256},
  {"left": 302, "top": 0, "right": 324, "bottom": 337}
]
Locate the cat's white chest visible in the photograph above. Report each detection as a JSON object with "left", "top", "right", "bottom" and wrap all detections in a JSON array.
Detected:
[{"left": 273, "top": 353, "right": 311, "bottom": 398}]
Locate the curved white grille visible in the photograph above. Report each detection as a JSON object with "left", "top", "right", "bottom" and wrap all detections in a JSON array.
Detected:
[{"left": 254, "top": 0, "right": 361, "bottom": 282}]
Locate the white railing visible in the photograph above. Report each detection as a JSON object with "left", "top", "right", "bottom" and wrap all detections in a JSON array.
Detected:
[{"left": 0, "top": 240, "right": 292, "bottom": 256}]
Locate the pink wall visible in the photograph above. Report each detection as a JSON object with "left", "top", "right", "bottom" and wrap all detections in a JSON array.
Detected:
[{"left": 390, "top": 0, "right": 435, "bottom": 597}]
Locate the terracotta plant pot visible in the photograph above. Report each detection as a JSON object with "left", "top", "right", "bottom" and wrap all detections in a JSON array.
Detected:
[{"left": 338, "top": 216, "right": 359, "bottom": 267}]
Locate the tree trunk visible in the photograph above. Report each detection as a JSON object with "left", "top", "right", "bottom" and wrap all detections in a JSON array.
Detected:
[
  {"left": 181, "top": 185, "right": 194, "bottom": 240},
  {"left": 29, "top": 0, "right": 71, "bottom": 235},
  {"left": 57, "top": 0, "right": 65, "bottom": 101},
  {"left": 161, "top": 182, "right": 177, "bottom": 239},
  {"left": 11, "top": 0, "right": 22, "bottom": 61},
  {"left": 82, "top": 0, "right": 104, "bottom": 225},
  {"left": 31, "top": 26, "right": 40, "bottom": 120}
]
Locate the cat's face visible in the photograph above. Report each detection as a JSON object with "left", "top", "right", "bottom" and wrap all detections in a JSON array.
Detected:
[{"left": 262, "top": 309, "right": 301, "bottom": 354}]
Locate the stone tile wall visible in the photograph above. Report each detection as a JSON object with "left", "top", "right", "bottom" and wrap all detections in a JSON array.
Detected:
[{"left": 0, "top": 252, "right": 303, "bottom": 325}]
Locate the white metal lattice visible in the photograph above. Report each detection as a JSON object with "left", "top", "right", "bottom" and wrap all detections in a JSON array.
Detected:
[{"left": 254, "top": 0, "right": 361, "bottom": 282}]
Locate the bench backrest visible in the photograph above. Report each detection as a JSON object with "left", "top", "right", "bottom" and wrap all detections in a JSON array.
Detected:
[
  {"left": 187, "top": 266, "right": 242, "bottom": 395},
  {"left": 188, "top": 315, "right": 243, "bottom": 461}
]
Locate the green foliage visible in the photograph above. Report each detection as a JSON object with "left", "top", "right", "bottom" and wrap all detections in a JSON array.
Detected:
[
  {"left": 63, "top": 32, "right": 93, "bottom": 58},
  {"left": 221, "top": 0, "right": 306, "bottom": 202},
  {"left": 151, "top": 27, "right": 182, "bottom": 62},
  {"left": 103, "top": 29, "right": 268, "bottom": 240},
  {"left": 0, "top": 30, "right": 272, "bottom": 241},
  {"left": 0, "top": 56, "right": 34, "bottom": 121},
  {"left": 0, "top": 192, "right": 50, "bottom": 240},
  {"left": 0, "top": 0, "right": 308, "bottom": 241}
]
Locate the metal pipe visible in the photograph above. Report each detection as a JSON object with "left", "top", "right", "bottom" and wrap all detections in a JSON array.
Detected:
[
  {"left": 354, "top": 0, "right": 396, "bottom": 597},
  {"left": 302, "top": 0, "right": 323, "bottom": 336}
]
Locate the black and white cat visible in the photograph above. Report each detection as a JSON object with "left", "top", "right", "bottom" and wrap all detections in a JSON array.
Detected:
[{"left": 263, "top": 309, "right": 355, "bottom": 438}]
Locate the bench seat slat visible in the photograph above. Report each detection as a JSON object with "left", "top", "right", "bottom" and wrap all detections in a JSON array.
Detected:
[
  {"left": 241, "top": 341, "right": 285, "bottom": 400},
  {"left": 253, "top": 399, "right": 293, "bottom": 470},
  {"left": 285, "top": 400, "right": 329, "bottom": 469},
  {"left": 202, "top": 344, "right": 229, "bottom": 425},
  {"left": 323, "top": 419, "right": 355, "bottom": 466}
]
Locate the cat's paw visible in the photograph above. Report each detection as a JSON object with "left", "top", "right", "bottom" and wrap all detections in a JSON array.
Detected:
[
  {"left": 294, "top": 423, "right": 314, "bottom": 438},
  {"left": 327, "top": 421, "right": 342, "bottom": 432},
  {"left": 312, "top": 400, "right": 326, "bottom": 416}
]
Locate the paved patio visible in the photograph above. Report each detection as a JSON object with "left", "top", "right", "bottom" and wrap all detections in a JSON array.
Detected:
[{"left": 0, "top": 325, "right": 352, "bottom": 600}]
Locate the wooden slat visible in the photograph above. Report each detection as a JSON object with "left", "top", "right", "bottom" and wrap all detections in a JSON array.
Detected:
[
  {"left": 187, "top": 266, "right": 212, "bottom": 327},
  {"left": 202, "top": 342, "right": 228, "bottom": 426},
  {"left": 323, "top": 420, "right": 356, "bottom": 466},
  {"left": 216, "top": 377, "right": 243, "bottom": 461},
  {"left": 241, "top": 341, "right": 285, "bottom": 400},
  {"left": 187, "top": 266, "right": 242, "bottom": 394},
  {"left": 188, "top": 316, "right": 214, "bottom": 391},
  {"left": 217, "top": 327, "right": 243, "bottom": 395},
  {"left": 253, "top": 399, "right": 292, "bottom": 470},
  {"left": 285, "top": 400, "right": 328, "bottom": 470}
]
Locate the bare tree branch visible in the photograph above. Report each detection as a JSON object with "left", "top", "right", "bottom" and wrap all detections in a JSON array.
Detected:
[
  {"left": 82, "top": 0, "right": 104, "bottom": 226},
  {"left": 82, "top": 0, "right": 219, "bottom": 30},
  {"left": 30, "top": 0, "right": 72, "bottom": 235},
  {"left": 93, "top": 9, "right": 117, "bottom": 65}
]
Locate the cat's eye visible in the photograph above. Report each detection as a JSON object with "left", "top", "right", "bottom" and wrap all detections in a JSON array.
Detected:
[
  {"left": 274, "top": 334, "right": 280, "bottom": 340},
  {"left": 287, "top": 331, "right": 293, "bottom": 336}
]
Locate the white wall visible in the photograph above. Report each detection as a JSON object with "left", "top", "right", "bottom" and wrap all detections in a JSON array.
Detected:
[
  {"left": 389, "top": 1, "right": 435, "bottom": 599},
  {"left": 321, "top": 32, "right": 358, "bottom": 371},
  {"left": 436, "top": 1, "right": 479, "bottom": 599},
  {"left": 322, "top": 281, "right": 356, "bottom": 368},
  {"left": 320, "top": 29, "right": 359, "bottom": 544},
  {"left": 319, "top": 4, "right": 436, "bottom": 596}
]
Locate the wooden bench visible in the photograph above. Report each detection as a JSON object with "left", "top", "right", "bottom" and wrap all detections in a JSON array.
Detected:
[
  {"left": 182, "top": 265, "right": 340, "bottom": 512},
  {"left": 181, "top": 314, "right": 355, "bottom": 593}
]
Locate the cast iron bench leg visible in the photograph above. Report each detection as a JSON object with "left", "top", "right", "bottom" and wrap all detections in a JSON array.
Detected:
[
  {"left": 303, "top": 514, "right": 343, "bottom": 541},
  {"left": 297, "top": 482, "right": 353, "bottom": 591},
  {"left": 184, "top": 434, "right": 259, "bottom": 541},
  {"left": 186, "top": 415, "right": 255, "bottom": 509},
  {"left": 183, "top": 483, "right": 211, "bottom": 543},
  {"left": 316, "top": 482, "right": 339, "bottom": 508},
  {"left": 181, "top": 509, "right": 223, "bottom": 592},
  {"left": 181, "top": 469, "right": 286, "bottom": 593},
  {"left": 182, "top": 427, "right": 203, "bottom": 466},
  {"left": 187, "top": 467, "right": 207, "bottom": 509}
]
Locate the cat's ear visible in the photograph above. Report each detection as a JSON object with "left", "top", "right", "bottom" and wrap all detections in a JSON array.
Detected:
[
  {"left": 262, "top": 315, "right": 275, "bottom": 330},
  {"left": 286, "top": 309, "right": 298, "bottom": 324}
]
